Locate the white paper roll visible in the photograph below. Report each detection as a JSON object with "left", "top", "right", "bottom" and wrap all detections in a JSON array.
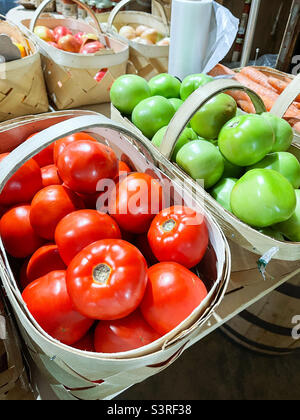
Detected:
[{"left": 168, "top": 0, "right": 239, "bottom": 80}]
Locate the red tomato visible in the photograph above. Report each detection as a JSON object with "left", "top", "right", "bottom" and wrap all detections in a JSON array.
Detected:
[
  {"left": 57, "top": 140, "right": 118, "bottom": 194},
  {"left": 41, "top": 164, "right": 62, "bottom": 187},
  {"left": 0, "top": 205, "right": 44, "bottom": 258},
  {"left": 26, "top": 244, "right": 66, "bottom": 285},
  {"left": 109, "top": 173, "right": 165, "bottom": 234},
  {"left": 140, "top": 262, "right": 208, "bottom": 335},
  {"left": 26, "top": 132, "right": 54, "bottom": 167},
  {"left": 94, "top": 310, "right": 161, "bottom": 354},
  {"left": 53, "top": 132, "right": 98, "bottom": 164},
  {"left": 30, "top": 185, "right": 84, "bottom": 240},
  {"left": 22, "top": 271, "right": 94, "bottom": 345},
  {"left": 0, "top": 154, "right": 42, "bottom": 207},
  {"left": 147, "top": 206, "right": 209, "bottom": 269},
  {"left": 55, "top": 209, "right": 122, "bottom": 265},
  {"left": 72, "top": 329, "right": 95, "bottom": 352},
  {"left": 66, "top": 239, "right": 148, "bottom": 320}
]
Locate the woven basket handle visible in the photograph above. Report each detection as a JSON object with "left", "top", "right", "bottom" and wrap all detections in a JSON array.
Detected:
[
  {"left": 159, "top": 79, "right": 267, "bottom": 160},
  {"left": 29, "top": 0, "right": 103, "bottom": 36},
  {"left": 270, "top": 72, "right": 300, "bottom": 118},
  {"left": 0, "top": 115, "right": 155, "bottom": 195},
  {"left": 107, "top": 0, "right": 169, "bottom": 35}
]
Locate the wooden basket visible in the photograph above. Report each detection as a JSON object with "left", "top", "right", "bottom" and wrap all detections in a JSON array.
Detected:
[
  {"left": 98, "top": 0, "right": 169, "bottom": 80},
  {"left": 112, "top": 78, "right": 300, "bottom": 266},
  {"left": 152, "top": 0, "right": 171, "bottom": 22},
  {"left": 0, "top": 110, "right": 231, "bottom": 400},
  {"left": 0, "top": 17, "right": 49, "bottom": 123},
  {"left": 0, "top": 287, "right": 34, "bottom": 400},
  {"left": 21, "top": 0, "right": 129, "bottom": 110}
]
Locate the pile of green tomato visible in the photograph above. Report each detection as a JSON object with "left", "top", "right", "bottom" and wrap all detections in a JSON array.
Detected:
[{"left": 110, "top": 73, "right": 300, "bottom": 242}]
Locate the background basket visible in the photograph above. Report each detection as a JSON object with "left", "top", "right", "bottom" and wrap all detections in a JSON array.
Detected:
[
  {"left": 151, "top": 0, "right": 171, "bottom": 22},
  {"left": 0, "top": 111, "right": 230, "bottom": 400},
  {"left": 98, "top": 0, "right": 169, "bottom": 80},
  {"left": 0, "top": 17, "right": 49, "bottom": 123},
  {"left": 21, "top": 0, "right": 129, "bottom": 110}
]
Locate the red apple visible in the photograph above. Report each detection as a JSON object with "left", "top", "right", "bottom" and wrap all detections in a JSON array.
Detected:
[
  {"left": 74, "top": 32, "right": 85, "bottom": 45},
  {"left": 34, "top": 26, "right": 55, "bottom": 43},
  {"left": 94, "top": 68, "right": 108, "bottom": 82},
  {"left": 53, "top": 26, "right": 72, "bottom": 42},
  {"left": 80, "top": 41, "right": 105, "bottom": 54},
  {"left": 58, "top": 34, "right": 81, "bottom": 53}
]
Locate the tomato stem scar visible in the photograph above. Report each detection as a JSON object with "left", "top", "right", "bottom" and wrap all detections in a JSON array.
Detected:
[
  {"left": 93, "top": 264, "right": 112, "bottom": 284},
  {"left": 162, "top": 218, "right": 176, "bottom": 233}
]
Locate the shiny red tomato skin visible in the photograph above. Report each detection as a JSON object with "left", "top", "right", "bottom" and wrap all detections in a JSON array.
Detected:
[
  {"left": 147, "top": 206, "right": 209, "bottom": 269},
  {"left": 53, "top": 132, "right": 98, "bottom": 164},
  {"left": 30, "top": 185, "right": 85, "bottom": 240},
  {"left": 114, "top": 161, "right": 132, "bottom": 183},
  {"left": 140, "top": 262, "right": 208, "bottom": 335},
  {"left": 66, "top": 239, "right": 148, "bottom": 320},
  {"left": 0, "top": 154, "right": 43, "bottom": 207},
  {"left": 41, "top": 164, "right": 62, "bottom": 187},
  {"left": 109, "top": 173, "right": 165, "bottom": 234},
  {"left": 57, "top": 140, "right": 118, "bottom": 194},
  {"left": 55, "top": 209, "right": 122, "bottom": 265},
  {"left": 26, "top": 244, "right": 66, "bottom": 285},
  {"left": 0, "top": 205, "right": 44, "bottom": 258},
  {"left": 22, "top": 271, "right": 94, "bottom": 345},
  {"left": 94, "top": 310, "right": 161, "bottom": 353}
]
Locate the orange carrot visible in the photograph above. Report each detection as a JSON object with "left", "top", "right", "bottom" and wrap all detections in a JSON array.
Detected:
[
  {"left": 208, "top": 64, "right": 235, "bottom": 77},
  {"left": 268, "top": 77, "right": 300, "bottom": 104},
  {"left": 236, "top": 100, "right": 256, "bottom": 114},
  {"left": 240, "top": 67, "right": 277, "bottom": 91},
  {"left": 234, "top": 73, "right": 300, "bottom": 118}
]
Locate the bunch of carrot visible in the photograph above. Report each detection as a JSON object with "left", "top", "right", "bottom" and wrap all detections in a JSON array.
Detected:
[{"left": 208, "top": 64, "right": 300, "bottom": 134}]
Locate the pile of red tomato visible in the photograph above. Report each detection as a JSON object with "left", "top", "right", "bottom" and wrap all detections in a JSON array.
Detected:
[{"left": 0, "top": 131, "right": 210, "bottom": 354}]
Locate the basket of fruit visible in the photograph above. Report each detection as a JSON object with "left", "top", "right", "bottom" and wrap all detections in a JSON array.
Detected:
[
  {"left": 110, "top": 73, "right": 300, "bottom": 271},
  {"left": 20, "top": 0, "right": 129, "bottom": 109},
  {"left": 0, "top": 287, "right": 33, "bottom": 400},
  {"left": 0, "top": 16, "right": 49, "bottom": 123},
  {"left": 97, "top": 0, "right": 170, "bottom": 80},
  {"left": 0, "top": 110, "right": 230, "bottom": 400}
]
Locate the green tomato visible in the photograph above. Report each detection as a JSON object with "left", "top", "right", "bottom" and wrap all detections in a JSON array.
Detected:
[
  {"left": 152, "top": 126, "right": 198, "bottom": 161},
  {"left": 169, "top": 98, "right": 184, "bottom": 112},
  {"left": 176, "top": 140, "right": 224, "bottom": 189},
  {"left": 110, "top": 75, "right": 151, "bottom": 115},
  {"left": 148, "top": 74, "right": 181, "bottom": 99},
  {"left": 261, "top": 112, "right": 293, "bottom": 152},
  {"left": 190, "top": 94, "right": 237, "bottom": 140},
  {"left": 218, "top": 114, "right": 275, "bottom": 167},
  {"left": 210, "top": 178, "right": 238, "bottom": 212},
  {"left": 132, "top": 96, "right": 176, "bottom": 139},
  {"left": 257, "top": 227, "right": 285, "bottom": 241},
  {"left": 180, "top": 73, "right": 214, "bottom": 101},
  {"left": 230, "top": 169, "right": 297, "bottom": 228},
  {"left": 275, "top": 190, "right": 300, "bottom": 242},
  {"left": 247, "top": 152, "right": 300, "bottom": 189}
]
